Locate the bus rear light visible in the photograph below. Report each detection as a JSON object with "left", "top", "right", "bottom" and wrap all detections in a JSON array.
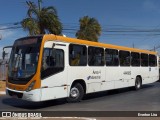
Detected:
[{"left": 26, "top": 81, "right": 36, "bottom": 92}]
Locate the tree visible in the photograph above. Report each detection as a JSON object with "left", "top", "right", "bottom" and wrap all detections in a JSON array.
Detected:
[
  {"left": 76, "top": 16, "right": 101, "bottom": 42},
  {"left": 21, "top": 0, "right": 62, "bottom": 35}
]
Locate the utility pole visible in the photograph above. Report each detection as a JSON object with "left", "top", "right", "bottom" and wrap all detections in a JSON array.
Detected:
[
  {"left": 132, "top": 43, "right": 134, "bottom": 48},
  {"left": 150, "top": 45, "right": 160, "bottom": 51},
  {"left": 0, "top": 34, "right": 2, "bottom": 40}
]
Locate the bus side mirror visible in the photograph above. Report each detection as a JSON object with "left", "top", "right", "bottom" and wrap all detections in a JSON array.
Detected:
[
  {"left": 52, "top": 43, "right": 55, "bottom": 48},
  {"left": 2, "top": 50, "right": 5, "bottom": 60},
  {"left": 2, "top": 46, "right": 12, "bottom": 60}
]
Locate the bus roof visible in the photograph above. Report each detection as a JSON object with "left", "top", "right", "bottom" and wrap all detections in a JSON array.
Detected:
[{"left": 43, "top": 34, "right": 157, "bottom": 55}]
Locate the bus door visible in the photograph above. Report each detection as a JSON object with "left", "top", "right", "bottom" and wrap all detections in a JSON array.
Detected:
[{"left": 41, "top": 41, "right": 68, "bottom": 101}]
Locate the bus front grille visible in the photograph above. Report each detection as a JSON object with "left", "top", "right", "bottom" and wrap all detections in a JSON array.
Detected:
[{"left": 8, "top": 90, "right": 23, "bottom": 98}]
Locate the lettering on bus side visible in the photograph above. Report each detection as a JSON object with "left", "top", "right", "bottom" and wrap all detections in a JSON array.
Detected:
[
  {"left": 93, "top": 70, "right": 101, "bottom": 74},
  {"left": 87, "top": 70, "right": 101, "bottom": 80},
  {"left": 123, "top": 71, "right": 131, "bottom": 75}
]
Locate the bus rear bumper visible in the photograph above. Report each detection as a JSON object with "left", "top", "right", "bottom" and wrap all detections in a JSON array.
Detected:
[{"left": 6, "top": 88, "right": 41, "bottom": 102}]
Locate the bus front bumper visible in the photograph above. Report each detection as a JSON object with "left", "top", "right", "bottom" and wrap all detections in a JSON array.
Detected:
[{"left": 6, "top": 87, "right": 41, "bottom": 102}]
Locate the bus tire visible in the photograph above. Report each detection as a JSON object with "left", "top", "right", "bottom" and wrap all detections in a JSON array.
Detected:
[
  {"left": 135, "top": 77, "right": 142, "bottom": 90},
  {"left": 67, "top": 83, "right": 84, "bottom": 103}
]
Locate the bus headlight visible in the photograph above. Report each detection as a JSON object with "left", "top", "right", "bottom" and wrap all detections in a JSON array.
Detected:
[{"left": 26, "top": 81, "right": 36, "bottom": 92}]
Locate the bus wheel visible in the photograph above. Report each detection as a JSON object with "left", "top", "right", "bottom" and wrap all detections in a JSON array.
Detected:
[
  {"left": 67, "top": 83, "right": 84, "bottom": 103},
  {"left": 135, "top": 77, "right": 142, "bottom": 90}
]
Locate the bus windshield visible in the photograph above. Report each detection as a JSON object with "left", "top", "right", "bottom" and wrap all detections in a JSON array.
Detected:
[{"left": 8, "top": 37, "right": 42, "bottom": 79}]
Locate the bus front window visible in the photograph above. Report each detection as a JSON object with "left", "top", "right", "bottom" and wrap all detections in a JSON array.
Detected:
[
  {"left": 9, "top": 46, "right": 39, "bottom": 78},
  {"left": 8, "top": 37, "right": 42, "bottom": 84}
]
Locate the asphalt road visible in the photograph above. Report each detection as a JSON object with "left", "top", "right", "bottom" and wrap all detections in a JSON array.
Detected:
[{"left": 0, "top": 82, "right": 160, "bottom": 118}]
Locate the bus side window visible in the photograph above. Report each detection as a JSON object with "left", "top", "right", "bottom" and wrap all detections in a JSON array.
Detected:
[
  {"left": 88, "top": 47, "right": 104, "bottom": 66},
  {"left": 105, "top": 48, "right": 119, "bottom": 66},
  {"left": 119, "top": 50, "right": 130, "bottom": 66},
  {"left": 42, "top": 48, "right": 50, "bottom": 70},
  {"left": 131, "top": 52, "right": 140, "bottom": 66},
  {"left": 70, "top": 51, "right": 80, "bottom": 66},
  {"left": 42, "top": 48, "right": 63, "bottom": 69},
  {"left": 69, "top": 44, "right": 87, "bottom": 66},
  {"left": 141, "top": 53, "right": 148, "bottom": 67},
  {"left": 41, "top": 48, "right": 64, "bottom": 79}
]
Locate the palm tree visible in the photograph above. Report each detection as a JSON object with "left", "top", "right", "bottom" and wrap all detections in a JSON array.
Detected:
[
  {"left": 76, "top": 16, "right": 101, "bottom": 42},
  {"left": 21, "top": 0, "right": 62, "bottom": 35}
]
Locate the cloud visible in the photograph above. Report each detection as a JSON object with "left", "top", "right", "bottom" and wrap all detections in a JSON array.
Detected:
[
  {"left": 0, "top": 31, "right": 15, "bottom": 40},
  {"left": 0, "top": 27, "right": 26, "bottom": 59},
  {"left": 0, "top": 26, "right": 26, "bottom": 44},
  {"left": 0, "top": 26, "right": 22, "bottom": 40}
]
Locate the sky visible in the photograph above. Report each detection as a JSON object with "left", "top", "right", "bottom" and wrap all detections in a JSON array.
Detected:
[{"left": 1, "top": 0, "right": 160, "bottom": 58}]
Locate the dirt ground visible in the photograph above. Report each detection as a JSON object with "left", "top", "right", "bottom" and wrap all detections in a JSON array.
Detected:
[{"left": 0, "top": 80, "right": 6, "bottom": 91}]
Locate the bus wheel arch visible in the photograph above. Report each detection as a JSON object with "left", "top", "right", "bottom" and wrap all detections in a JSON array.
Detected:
[
  {"left": 67, "top": 79, "right": 86, "bottom": 103},
  {"left": 135, "top": 75, "right": 142, "bottom": 90}
]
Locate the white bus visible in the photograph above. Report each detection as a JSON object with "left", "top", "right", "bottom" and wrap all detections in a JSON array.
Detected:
[{"left": 6, "top": 34, "right": 159, "bottom": 102}]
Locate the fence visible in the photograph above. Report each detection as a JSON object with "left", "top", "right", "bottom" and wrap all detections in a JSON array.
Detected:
[{"left": 0, "top": 62, "right": 8, "bottom": 81}]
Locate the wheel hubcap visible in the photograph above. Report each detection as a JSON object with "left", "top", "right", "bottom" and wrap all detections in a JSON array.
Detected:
[{"left": 70, "top": 87, "right": 79, "bottom": 98}]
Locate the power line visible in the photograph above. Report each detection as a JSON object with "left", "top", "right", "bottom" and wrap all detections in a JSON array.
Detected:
[
  {"left": 0, "top": 22, "right": 21, "bottom": 26},
  {"left": 0, "top": 26, "right": 22, "bottom": 30},
  {"left": 1, "top": 22, "right": 160, "bottom": 38},
  {"left": 1, "top": 22, "right": 160, "bottom": 51}
]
